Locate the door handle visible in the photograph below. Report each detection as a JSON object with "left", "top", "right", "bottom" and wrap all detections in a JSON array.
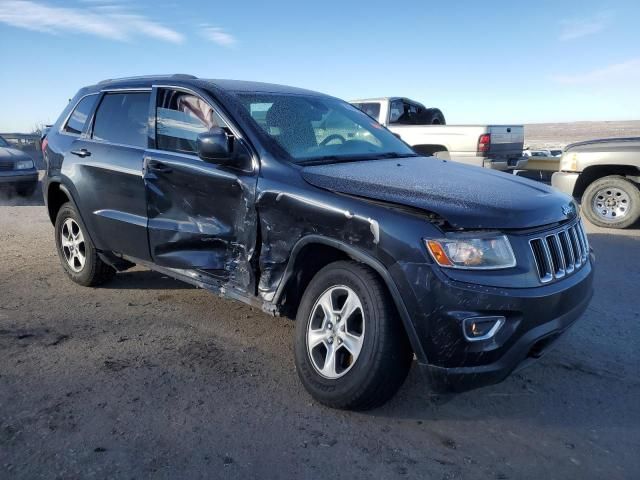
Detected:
[
  {"left": 70, "top": 148, "right": 91, "bottom": 158},
  {"left": 148, "top": 160, "right": 172, "bottom": 174}
]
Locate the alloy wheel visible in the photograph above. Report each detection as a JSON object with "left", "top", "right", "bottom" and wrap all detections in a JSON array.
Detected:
[
  {"left": 60, "top": 218, "right": 86, "bottom": 272},
  {"left": 306, "top": 285, "right": 365, "bottom": 379}
]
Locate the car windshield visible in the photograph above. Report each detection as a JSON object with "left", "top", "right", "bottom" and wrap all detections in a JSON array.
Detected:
[
  {"left": 0, "top": 136, "right": 9, "bottom": 147},
  {"left": 235, "top": 93, "right": 417, "bottom": 164}
]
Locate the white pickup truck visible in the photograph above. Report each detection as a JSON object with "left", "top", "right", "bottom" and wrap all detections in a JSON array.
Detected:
[{"left": 350, "top": 97, "right": 527, "bottom": 171}]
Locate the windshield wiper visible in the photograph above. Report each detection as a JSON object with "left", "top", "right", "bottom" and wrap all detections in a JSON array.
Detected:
[
  {"left": 370, "top": 152, "right": 419, "bottom": 159},
  {"left": 299, "top": 152, "right": 418, "bottom": 166}
]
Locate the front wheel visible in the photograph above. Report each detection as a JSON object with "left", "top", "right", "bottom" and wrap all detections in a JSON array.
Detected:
[
  {"left": 54, "top": 202, "right": 116, "bottom": 286},
  {"left": 582, "top": 175, "right": 640, "bottom": 229},
  {"left": 294, "top": 261, "right": 413, "bottom": 410}
]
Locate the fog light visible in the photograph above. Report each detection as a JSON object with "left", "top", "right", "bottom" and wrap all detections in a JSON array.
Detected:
[{"left": 462, "top": 316, "right": 505, "bottom": 342}]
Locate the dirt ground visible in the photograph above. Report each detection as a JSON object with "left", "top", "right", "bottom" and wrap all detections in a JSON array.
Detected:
[
  {"left": 1, "top": 184, "right": 639, "bottom": 480},
  {"left": 524, "top": 120, "right": 640, "bottom": 149}
]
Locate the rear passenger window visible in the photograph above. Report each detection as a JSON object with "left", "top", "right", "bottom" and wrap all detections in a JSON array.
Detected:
[
  {"left": 156, "top": 89, "right": 226, "bottom": 155},
  {"left": 63, "top": 95, "right": 98, "bottom": 135},
  {"left": 92, "top": 92, "right": 150, "bottom": 148}
]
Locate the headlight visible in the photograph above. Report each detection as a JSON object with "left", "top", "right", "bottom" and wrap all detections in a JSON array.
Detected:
[
  {"left": 560, "top": 152, "right": 578, "bottom": 171},
  {"left": 15, "top": 159, "right": 34, "bottom": 170},
  {"left": 425, "top": 234, "right": 516, "bottom": 270}
]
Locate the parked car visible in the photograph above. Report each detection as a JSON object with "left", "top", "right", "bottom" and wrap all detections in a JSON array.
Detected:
[
  {"left": 43, "top": 75, "right": 594, "bottom": 410},
  {"left": 0, "top": 134, "right": 38, "bottom": 196},
  {"left": 522, "top": 149, "right": 561, "bottom": 172},
  {"left": 350, "top": 97, "right": 527, "bottom": 171},
  {"left": 552, "top": 137, "right": 640, "bottom": 229}
]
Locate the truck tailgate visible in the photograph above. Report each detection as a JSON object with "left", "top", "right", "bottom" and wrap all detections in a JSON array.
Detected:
[{"left": 488, "top": 126, "right": 524, "bottom": 157}]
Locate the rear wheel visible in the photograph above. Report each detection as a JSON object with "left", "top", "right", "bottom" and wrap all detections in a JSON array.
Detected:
[
  {"left": 294, "top": 261, "right": 413, "bottom": 410},
  {"left": 55, "top": 202, "right": 116, "bottom": 286},
  {"left": 582, "top": 176, "right": 640, "bottom": 229}
]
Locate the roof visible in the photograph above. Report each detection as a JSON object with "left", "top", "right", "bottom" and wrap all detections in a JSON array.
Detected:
[
  {"left": 349, "top": 97, "right": 400, "bottom": 103},
  {"left": 88, "top": 74, "right": 326, "bottom": 96}
]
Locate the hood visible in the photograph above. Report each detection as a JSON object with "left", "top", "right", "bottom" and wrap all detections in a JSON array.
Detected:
[
  {"left": 565, "top": 137, "right": 640, "bottom": 153},
  {"left": 301, "top": 156, "right": 576, "bottom": 229},
  {"left": 0, "top": 147, "right": 32, "bottom": 163}
]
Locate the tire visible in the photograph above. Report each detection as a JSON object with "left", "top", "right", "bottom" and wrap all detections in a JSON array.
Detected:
[
  {"left": 294, "top": 261, "right": 413, "bottom": 410},
  {"left": 16, "top": 182, "right": 37, "bottom": 197},
  {"left": 54, "top": 202, "right": 116, "bottom": 286},
  {"left": 582, "top": 175, "right": 640, "bottom": 229},
  {"left": 424, "top": 108, "right": 446, "bottom": 125}
]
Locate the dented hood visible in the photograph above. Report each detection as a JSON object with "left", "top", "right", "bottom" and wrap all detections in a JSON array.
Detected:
[{"left": 302, "top": 156, "right": 575, "bottom": 229}]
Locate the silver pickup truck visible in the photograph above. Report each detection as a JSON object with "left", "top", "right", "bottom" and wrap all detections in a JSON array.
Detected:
[
  {"left": 552, "top": 137, "right": 640, "bottom": 229},
  {"left": 350, "top": 97, "right": 527, "bottom": 171}
]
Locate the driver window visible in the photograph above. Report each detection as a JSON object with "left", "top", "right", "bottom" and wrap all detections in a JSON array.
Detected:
[
  {"left": 389, "top": 100, "right": 420, "bottom": 125},
  {"left": 156, "top": 88, "right": 227, "bottom": 155}
]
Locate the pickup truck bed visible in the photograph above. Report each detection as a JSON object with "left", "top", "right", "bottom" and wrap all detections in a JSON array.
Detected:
[{"left": 351, "top": 97, "right": 527, "bottom": 171}]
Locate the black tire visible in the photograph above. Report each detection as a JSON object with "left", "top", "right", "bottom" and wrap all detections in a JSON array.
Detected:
[
  {"left": 424, "top": 108, "right": 446, "bottom": 125},
  {"left": 582, "top": 175, "right": 640, "bottom": 229},
  {"left": 294, "top": 261, "right": 413, "bottom": 410},
  {"left": 16, "top": 182, "right": 37, "bottom": 197},
  {"left": 54, "top": 202, "right": 116, "bottom": 286}
]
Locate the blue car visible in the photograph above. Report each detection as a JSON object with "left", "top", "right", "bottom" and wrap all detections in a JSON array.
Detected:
[{"left": 0, "top": 134, "right": 38, "bottom": 196}]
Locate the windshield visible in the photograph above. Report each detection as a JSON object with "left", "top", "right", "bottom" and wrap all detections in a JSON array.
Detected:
[
  {"left": 235, "top": 93, "right": 416, "bottom": 164},
  {"left": 0, "top": 136, "right": 9, "bottom": 147}
]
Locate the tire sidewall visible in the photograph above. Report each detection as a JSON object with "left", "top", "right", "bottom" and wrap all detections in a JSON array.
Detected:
[
  {"left": 583, "top": 176, "right": 640, "bottom": 229},
  {"left": 54, "top": 203, "right": 97, "bottom": 284},
  {"left": 294, "top": 264, "right": 384, "bottom": 401}
]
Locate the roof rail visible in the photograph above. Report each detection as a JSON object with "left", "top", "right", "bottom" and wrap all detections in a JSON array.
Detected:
[
  {"left": 171, "top": 74, "right": 198, "bottom": 79},
  {"left": 97, "top": 74, "right": 198, "bottom": 85}
]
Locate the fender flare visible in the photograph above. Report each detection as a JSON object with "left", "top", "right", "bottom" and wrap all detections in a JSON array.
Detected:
[
  {"left": 46, "top": 178, "right": 97, "bottom": 247},
  {"left": 273, "top": 235, "right": 428, "bottom": 363}
]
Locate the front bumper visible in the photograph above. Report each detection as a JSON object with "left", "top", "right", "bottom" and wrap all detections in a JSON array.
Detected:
[
  {"left": 0, "top": 168, "right": 38, "bottom": 185},
  {"left": 551, "top": 171, "right": 580, "bottom": 197},
  {"left": 393, "top": 253, "right": 594, "bottom": 392},
  {"left": 423, "top": 280, "right": 592, "bottom": 391}
]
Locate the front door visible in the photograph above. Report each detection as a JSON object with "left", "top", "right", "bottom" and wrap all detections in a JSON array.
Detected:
[{"left": 144, "top": 87, "right": 258, "bottom": 292}]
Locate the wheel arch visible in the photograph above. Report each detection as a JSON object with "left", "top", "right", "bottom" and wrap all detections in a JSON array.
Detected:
[
  {"left": 574, "top": 165, "right": 640, "bottom": 198},
  {"left": 273, "top": 235, "right": 428, "bottom": 363},
  {"left": 412, "top": 144, "right": 449, "bottom": 157},
  {"left": 46, "top": 180, "right": 72, "bottom": 225},
  {"left": 46, "top": 179, "right": 97, "bottom": 247}
]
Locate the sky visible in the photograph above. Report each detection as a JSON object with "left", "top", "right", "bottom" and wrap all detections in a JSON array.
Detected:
[{"left": 0, "top": 0, "right": 639, "bottom": 132}]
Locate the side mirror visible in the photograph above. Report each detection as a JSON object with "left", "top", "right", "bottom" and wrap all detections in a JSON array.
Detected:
[{"left": 197, "top": 128, "right": 234, "bottom": 163}]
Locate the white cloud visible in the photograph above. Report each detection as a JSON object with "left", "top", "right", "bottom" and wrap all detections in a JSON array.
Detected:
[
  {"left": 551, "top": 58, "right": 640, "bottom": 85},
  {"left": 0, "top": 0, "right": 184, "bottom": 43},
  {"left": 559, "top": 11, "right": 613, "bottom": 41},
  {"left": 200, "top": 24, "right": 236, "bottom": 47}
]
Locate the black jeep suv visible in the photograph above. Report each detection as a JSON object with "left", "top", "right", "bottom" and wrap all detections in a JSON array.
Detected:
[{"left": 43, "top": 75, "right": 594, "bottom": 410}]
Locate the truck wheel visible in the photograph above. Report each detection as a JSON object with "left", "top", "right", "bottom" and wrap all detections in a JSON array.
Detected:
[
  {"left": 54, "top": 202, "right": 116, "bottom": 286},
  {"left": 582, "top": 175, "right": 640, "bottom": 229},
  {"left": 294, "top": 261, "right": 413, "bottom": 410}
]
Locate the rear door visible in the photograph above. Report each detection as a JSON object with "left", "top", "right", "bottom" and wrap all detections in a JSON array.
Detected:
[
  {"left": 65, "top": 90, "right": 152, "bottom": 261},
  {"left": 143, "top": 86, "right": 258, "bottom": 291}
]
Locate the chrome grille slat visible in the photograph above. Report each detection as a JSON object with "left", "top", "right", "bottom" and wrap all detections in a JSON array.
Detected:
[
  {"left": 529, "top": 220, "right": 590, "bottom": 284},
  {"left": 559, "top": 230, "right": 575, "bottom": 274},
  {"left": 570, "top": 226, "right": 583, "bottom": 266}
]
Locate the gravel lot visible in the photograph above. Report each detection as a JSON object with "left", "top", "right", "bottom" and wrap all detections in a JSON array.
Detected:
[{"left": 1, "top": 183, "right": 639, "bottom": 479}]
